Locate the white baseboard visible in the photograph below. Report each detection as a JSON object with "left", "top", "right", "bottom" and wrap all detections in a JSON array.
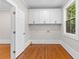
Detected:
[
  {"left": 0, "top": 38, "right": 11, "bottom": 44},
  {"left": 16, "top": 40, "right": 31, "bottom": 58},
  {"left": 61, "top": 41, "right": 79, "bottom": 59},
  {"left": 31, "top": 39, "right": 61, "bottom": 44},
  {"left": 25, "top": 40, "right": 31, "bottom": 49}
]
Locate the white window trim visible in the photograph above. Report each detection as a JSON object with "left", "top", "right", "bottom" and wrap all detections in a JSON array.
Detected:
[{"left": 63, "top": 0, "right": 78, "bottom": 40}]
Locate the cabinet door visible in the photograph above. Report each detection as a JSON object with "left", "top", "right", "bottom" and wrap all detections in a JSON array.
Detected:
[
  {"left": 29, "top": 10, "right": 41, "bottom": 24},
  {"left": 54, "top": 10, "right": 62, "bottom": 24},
  {"left": 34, "top": 10, "right": 41, "bottom": 24},
  {"left": 49, "top": 9, "right": 62, "bottom": 24},
  {"left": 29, "top": 10, "right": 34, "bottom": 24},
  {"left": 40, "top": 10, "right": 50, "bottom": 24}
]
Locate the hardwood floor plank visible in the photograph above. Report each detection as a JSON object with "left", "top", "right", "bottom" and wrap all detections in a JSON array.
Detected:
[
  {"left": 17, "top": 44, "right": 73, "bottom": 59},
  {"left": 0, "top": 44, "right": 10, "bottom": 59}
]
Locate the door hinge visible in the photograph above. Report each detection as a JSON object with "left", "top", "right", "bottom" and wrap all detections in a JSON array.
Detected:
[
  {"left": 13, "top": 11, "right": 16, "bottom": 15},
  {"left": 13, "top": 51, "right": 16, "bottom": 53},
  {"left": 13, "top": 31, "right": 16, "bottom": 34}
]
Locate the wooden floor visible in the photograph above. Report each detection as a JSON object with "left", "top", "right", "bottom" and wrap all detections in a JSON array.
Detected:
[
  {"left": 17, "top": 44, "right": 73, "bottom": 59},
  {"left": 0, "top": 44, "right": 10, "bottom": 59}
]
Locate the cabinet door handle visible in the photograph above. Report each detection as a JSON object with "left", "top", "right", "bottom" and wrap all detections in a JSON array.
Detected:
[
  {"left": 33, "top": 21, "right": 35, "bottom": 24},
  {"left": 55, "top": 21, "right": 56, "bottom": 24},
  {"left": 44, "top": 21, "right": 46, "bottom": 24},
  {"left": 23, "top": 33, "right": 26, "bottom": 35}
]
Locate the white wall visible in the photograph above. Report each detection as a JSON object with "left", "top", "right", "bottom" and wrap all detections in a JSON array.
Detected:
[
  {"left": 28, "top": 9, "right": 63, "bottom": 44},
  {"left": 63, "top": 0, "right": 79, "bottom": 58},
  {"left": 29, "top": 24, "right": 62, "bottom": 44},
  {"left": 0, "top": 11, "right": 11, "bottom": 39},
  {"left": 0, "top": 10, "right": 12, "bottom": 50}
]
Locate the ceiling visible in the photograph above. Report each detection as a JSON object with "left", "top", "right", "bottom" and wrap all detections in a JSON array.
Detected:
[
  {"left": 0, "top": 0, "right": 12, "bottom": 10},
  {"left": 25, "top": 0, "right": 69, "bottom": 8},
  {"left": 0, "top": 0, "right": 69, "bottom": 10}
]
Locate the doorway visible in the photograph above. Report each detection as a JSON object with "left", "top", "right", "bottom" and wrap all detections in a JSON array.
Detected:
[{"left": 0, "top": 0, "right": 16, "bottom": 59}]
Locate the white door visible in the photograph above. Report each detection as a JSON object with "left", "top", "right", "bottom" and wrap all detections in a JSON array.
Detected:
[{"left": 15, "top": 8, "right": 26, "bottom": 57}]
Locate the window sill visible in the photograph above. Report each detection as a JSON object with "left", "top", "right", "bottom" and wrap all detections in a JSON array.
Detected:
[{"left": 64, "top": 32, "right": 78, "bottom": 40}]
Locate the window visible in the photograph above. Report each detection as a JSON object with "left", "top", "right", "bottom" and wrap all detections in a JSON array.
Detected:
[{"left": 66, "top": 2, "right": 76, "bottom": 34}]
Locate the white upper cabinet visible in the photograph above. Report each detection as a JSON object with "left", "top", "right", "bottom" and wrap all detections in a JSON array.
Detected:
[{"left": 28, "top": 9, "right": 62, "bottom": 24}]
